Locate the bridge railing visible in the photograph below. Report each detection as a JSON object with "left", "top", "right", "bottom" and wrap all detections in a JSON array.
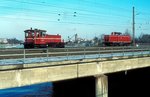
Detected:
[{"left": 0, "top": 46, "right": 149, "bottom": 65}]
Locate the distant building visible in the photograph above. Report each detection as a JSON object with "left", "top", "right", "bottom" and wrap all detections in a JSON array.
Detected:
[{"left": 0, "top": 38, "right": 8, "bottom": 44}]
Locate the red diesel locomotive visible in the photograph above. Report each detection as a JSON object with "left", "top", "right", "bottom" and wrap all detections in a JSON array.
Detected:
[
  {"left": 24, "top": 28, "right": 65, "bottom": 48},
  {"left": 103, "top": 32, "right": 132, "bottom": 46}
]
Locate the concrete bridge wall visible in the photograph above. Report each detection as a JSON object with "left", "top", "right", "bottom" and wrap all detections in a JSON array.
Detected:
[{"left": 0, "top": 57, "right": 150, "bottom": 89}]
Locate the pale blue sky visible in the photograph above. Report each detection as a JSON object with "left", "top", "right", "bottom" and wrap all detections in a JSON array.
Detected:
[{"left": 0, "top": 0, "right": 150, "bottom": 41}]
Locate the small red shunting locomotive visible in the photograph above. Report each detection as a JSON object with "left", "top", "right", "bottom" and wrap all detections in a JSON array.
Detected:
[
  {"left": 103, "top": 32, "right": 132, "bottom": 46},
  {"left": 24, "top": 28, "right": 65, "bottom": 48}
]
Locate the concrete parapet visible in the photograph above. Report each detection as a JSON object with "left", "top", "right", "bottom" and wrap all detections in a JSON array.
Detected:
[{"left": 0, "top": 57, "right": 149, "bottom": 89}]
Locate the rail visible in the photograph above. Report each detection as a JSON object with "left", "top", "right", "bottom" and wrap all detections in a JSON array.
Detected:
[{"left": 0, "top": 46, "right": 149, "bottom": 65}]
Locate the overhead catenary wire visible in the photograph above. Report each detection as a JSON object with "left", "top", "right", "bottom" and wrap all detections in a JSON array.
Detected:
[
  {"left": 3, "top": 0, "right": 132, "bottom": 18},
  {"left": 0, "top": 16, "right": 132, "bottom": 27},
  {"left": 1, "top": 0, "right": 149, "bottom": 22},
  {"left": 0, "top": 4, "right": 147, "bottom": 25},
  {"left": 0, "top": 5, "right": 133, "bottom": 25},
  {"left": 0, "top": 5, "right": 132, "bottom": 19},
  {"left": 0, "top": 0, "right": 149, "bottom": 32},
  {"left": 2, "top": 0, "right": 150, "bottom": 19}
]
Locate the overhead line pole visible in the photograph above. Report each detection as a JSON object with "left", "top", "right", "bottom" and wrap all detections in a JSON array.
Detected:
[{"left": 132, "top": 6, "right": 135, "bottom": 46}]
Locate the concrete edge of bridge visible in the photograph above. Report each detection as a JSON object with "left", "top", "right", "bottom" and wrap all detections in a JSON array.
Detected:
[{"left": 0, "top": 55, "right": 149, "bottom": 71}]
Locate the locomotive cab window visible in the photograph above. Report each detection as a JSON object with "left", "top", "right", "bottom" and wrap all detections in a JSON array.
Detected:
[
  {"left": 36, "top": 32, "right": 40, "bottom": 37},
  {"left": 41, "top": 32, "right": 46, "bottom": 37},
  {"left": 25, "top": 30, "right": 34, "bottom": 38},
  {"left": 31, "top": 32, "right": 35, "bottom": 37},
  {"left": 25, "top": 32, "right": 29, "bottom": 38}
]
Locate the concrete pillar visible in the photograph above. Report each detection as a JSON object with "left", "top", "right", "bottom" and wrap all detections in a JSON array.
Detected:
[{"left": 95, "top": 75, "right": 108, "bottom": 97}]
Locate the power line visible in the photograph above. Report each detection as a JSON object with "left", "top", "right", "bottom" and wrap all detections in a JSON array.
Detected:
[
  {"left": 3, "top": 0, "right": 150, "bottom": 20},
  {"left": 4, "top": 0, "right": 132, "bottom": 18},
  {"left": 0, "top": 4, "right": 132, "bottom": 19},
  {"left": 0, "top": 0, "right": 147, "bottom": 30},
  {"left": 16, "top": 0, "right": 132, "bottom": 12},
  {"left": 0, "top": 5, "right": 130, "bottom": 18},
  {"left": 2, "top": 0, "right": 149, "bottom": 22},
  {"left": 4, "top": 0, "right": 149, "bottom": 23},
  {"left": 0, "top": 5, "right": 133, "bottom": 23},
  {"left": 0, "top": 16, "right": 132, "bottom": 27}
]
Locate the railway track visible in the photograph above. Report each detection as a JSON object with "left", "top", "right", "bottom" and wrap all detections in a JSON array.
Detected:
[{"left": 0, "top": 46, "right": 149, "bottom": 60}]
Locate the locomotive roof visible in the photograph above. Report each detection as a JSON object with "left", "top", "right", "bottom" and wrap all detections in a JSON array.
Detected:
[{"left": 24, "top": 28, "right": 46, "bottom": 33}]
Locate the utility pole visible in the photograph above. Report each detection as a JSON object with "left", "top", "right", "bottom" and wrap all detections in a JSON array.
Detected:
[{"left": 132, "top": 6, "right": 135, "bottom": 46}]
